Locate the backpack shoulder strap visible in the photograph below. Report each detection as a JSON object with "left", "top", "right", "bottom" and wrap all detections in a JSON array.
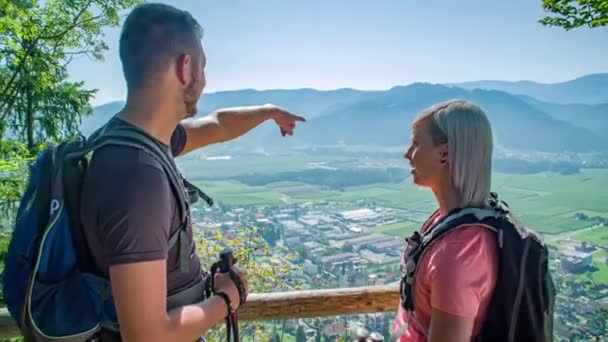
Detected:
[
  {"left": 419, "top": 207, "right": 502, "bottom": 247},
  {"left": 400, "top": 205, "right": 503, "bottom": 313},
  {"left": 69, "top": 126, "right": 202, "bottom": 273}
]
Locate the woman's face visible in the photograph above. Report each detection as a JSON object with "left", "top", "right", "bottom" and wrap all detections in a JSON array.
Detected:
[{"left": 404, "top": 119, "right": 448, "bottom": 189}]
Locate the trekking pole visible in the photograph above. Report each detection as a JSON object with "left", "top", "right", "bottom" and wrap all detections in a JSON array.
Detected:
[{"left": 219, "top": 248, "right": 240, "bottom": 342}]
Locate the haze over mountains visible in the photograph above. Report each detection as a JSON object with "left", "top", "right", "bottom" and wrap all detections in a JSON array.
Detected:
[
  {"left": 451, "top": 73, "right": 608, "bottom": 106},
  {"left": 82, "top": 73, "right": 608, "bottom": 153}
]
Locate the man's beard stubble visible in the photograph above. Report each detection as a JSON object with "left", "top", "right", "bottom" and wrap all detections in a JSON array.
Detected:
[
  {"left": 183, "top": 73, "right": 201, "bottom": 119},
  {"left": 183, "top": 88, "right": 198, "bottom": 118}
]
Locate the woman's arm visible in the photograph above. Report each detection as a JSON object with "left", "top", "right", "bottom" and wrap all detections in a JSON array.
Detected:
[
  {"left": 426, "top": 226, "right": 499, "bottom": 342},
  {"left": 428, "top": 308, "right": 475, "bottom": 342}
]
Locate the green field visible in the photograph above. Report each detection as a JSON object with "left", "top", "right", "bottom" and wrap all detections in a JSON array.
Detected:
[
  {"left": 179, "top": 153, "right": 354, "bottom": 178},
  {"left": 573, "top": 249, "right": 608, "bottom": 286},
  {"left": 185, "top": 152, "right": 608, "bottom": 236},
  {"left": 491, "top": 170, "right": 608, "bottom": 234},
  {"left": 591, "top": 250, "right": 608, "bottom": 285},
  {"left": 194, "top": 180, "right": 284, "bottom": 206},
  {"left": 573, "top": 226, "right": 608, "bottom": 247}
]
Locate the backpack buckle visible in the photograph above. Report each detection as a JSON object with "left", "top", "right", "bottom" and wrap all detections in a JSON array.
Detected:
[{"left": 404, "top": 231, "right": 421, "bottom": 256}]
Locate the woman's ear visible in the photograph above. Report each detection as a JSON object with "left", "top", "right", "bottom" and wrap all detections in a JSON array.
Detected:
[{"left": 439, "top": 145, "right": 448, "bottom": 165}]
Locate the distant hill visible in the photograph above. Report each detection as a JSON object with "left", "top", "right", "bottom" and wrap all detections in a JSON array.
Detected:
[
  {"left": 82, "top": 75, "right": 608, "bottom": 153},
  {"left": 80, "top": 101, "right": 124, "bottom": 137},
  {"left": 578, "top": 103, "right": 608, "bottom": 136},
  {"left": 80, "top": 89, "right": 368, "bottom": 146},
  {"left": 519, "top": 96, "right": 608, "bottom": 136},
  {"left": 517, "top": 95, "right": 590, "bottom": 122},
  {"left": 296, "top": 83, "right": 607, "bottom": 153},
  {"left": 196, "top": 88, "right": 366, "bottom": 119},
  {"left": 450, "top": 73, "right": 608, "bottom": 105}
]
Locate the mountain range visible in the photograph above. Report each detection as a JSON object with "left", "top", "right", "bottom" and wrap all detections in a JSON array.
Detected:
[
  {"left": 450, "top": 73, "right": 608, "bottom": 105},
  {"left": 81, "top": 73, "right": 608, "bottom": 153}
]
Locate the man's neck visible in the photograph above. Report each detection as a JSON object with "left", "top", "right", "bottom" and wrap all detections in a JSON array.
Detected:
[{"left": 118, "top": 91, "right": 182, "bottom": 145}]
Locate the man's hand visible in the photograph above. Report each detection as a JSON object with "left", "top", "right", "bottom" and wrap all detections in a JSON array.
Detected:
[
  {"left": 266, "top": 104, "right": 306, "bottom": 137},
  {"left": 110, "top": 260, "right": 238, "bottom": 342},
  {"left": 213, "top": 266, "right": 249, "bottom": 310}
]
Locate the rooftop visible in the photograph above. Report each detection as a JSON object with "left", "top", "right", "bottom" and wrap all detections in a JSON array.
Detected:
[
  {"left": 339, "top": 208, "right": 380, "bottom": 221},
  {"left": 320, "top": 252, "right": 359, "bottom": 263}
]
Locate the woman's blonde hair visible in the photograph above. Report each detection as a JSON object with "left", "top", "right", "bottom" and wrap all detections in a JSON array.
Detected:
[{"left": 414, "top": 99, "right": 493, "bottom": 208}]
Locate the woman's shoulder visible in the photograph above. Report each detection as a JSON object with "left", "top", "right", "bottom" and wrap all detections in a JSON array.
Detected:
[
  {"left": 443, "top": 223, "right": 497, "bottom": 243},
  {"left": 427, "top": 224, "right": 499, "bottom": 267}
]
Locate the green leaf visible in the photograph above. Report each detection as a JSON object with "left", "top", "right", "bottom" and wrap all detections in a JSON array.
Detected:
[{"left": 539, "top": 0, "right": 608, "bottom": 30}]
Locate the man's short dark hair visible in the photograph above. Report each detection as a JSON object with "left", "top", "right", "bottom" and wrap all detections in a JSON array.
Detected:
[{"left": 119, "top": 3, "right": 203, "bottom": 90}]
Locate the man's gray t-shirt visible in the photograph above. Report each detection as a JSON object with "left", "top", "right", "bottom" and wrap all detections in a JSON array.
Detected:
[{"left": 80, "top": 117, "right": 202, "bottom": 297}]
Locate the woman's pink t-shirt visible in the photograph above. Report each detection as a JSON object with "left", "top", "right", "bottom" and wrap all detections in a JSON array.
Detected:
[{"left": 392, "top": 214, "right": 499, "bottom": 341}]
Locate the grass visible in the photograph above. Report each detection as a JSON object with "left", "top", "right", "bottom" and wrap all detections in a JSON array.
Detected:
[
  {"left": 199, "top": 169, "right": 608, "bottom": 235},
  {"left": 187, "top": 152, "right": 608, "bottom": 235},
  {"left": 572, "top": 226, "right": 608, "bottom": 246},
  {"left": 491, "top": 169, "right": 608, "bottom": 234},
  {"left": 561, "top": 247, "right": 607, "bottom": 287},
  {"left": 178, "top": 153, "right": 352, "bottom": 178},
  {"left": 516, "top": 212, "right": 591, "bottom": 234},
  {"left": 591, "top": 250, "right": 608, "bottom": 285},
  {"left": 570, "top": 210, "right": 608, "bottom": 217},
  {"left": 372, "top": 221, "right": 419, "bottom": 238},
  {"left": 193, "top": 180, "right": 284, "bottom": 206}
]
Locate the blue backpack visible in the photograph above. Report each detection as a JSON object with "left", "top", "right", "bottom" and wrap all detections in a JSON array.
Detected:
[{"left": 2, "top": 124, "right": 213, "bottom": 341}]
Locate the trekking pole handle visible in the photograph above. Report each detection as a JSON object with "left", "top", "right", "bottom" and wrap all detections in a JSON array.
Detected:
[
  {"left": 219, "top": 247, "right": 235, "bottom": 273},
  {"left": 218, "top": 247, "right": 247, "bottom": 306}
]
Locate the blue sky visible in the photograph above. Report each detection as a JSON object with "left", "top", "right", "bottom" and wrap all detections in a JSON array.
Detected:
[{"left": 67, "top": 0, "right": 608, "bottom": 105}]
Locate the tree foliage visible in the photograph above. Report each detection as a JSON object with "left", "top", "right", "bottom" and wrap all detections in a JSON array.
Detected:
[
  {"left": 195, "top": 227, "right": 300, "bottom": 341},
  {"left": 0, "top": 0, "right": 142, "bottom": 326},
  {"left": 0, "top": 0, "right": 140, "bottom": 149},
  {"left": 258, "top": 225, "right": 281, "bottom": 247},
  {"left": 0, "top": 0, "right": 141, "bottom": 322},
  {"left": 0, "top": 0, "right": 141, "bottom": 223},
  {"left": 0, "top": 140, "right": 33, "bottom": 228},
  {"left": 0, "top": 3, "right": 298, "bottom": 341},
  {"left": 539, "top": 0, "right": 608, "bottom": 30}
]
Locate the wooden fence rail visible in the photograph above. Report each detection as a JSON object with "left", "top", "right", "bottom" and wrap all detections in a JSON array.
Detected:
[{"left": 0, "top": 284, "right": 400, "bottom": 339}]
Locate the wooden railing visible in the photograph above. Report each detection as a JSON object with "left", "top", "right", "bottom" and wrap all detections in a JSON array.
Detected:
[{"left": 0, "top": 284, "right": 400, "bottom": 339}]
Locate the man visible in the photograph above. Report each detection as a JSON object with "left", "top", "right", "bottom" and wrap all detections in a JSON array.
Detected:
[{"left": 80, "top": 3, "right": 305, "bottom": 341}]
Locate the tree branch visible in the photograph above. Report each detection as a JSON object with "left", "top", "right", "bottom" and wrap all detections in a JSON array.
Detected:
[
  {"left": 0, "top": 40, "right": 36, "bottom": 112},
  {"left": 0, "top": 78, "right": 23, "bottom": 123},
  {"left": 61, "top": 55, "right": 76, "bottom": 69},
  {"left": 39, "top": 0, "right": 94, "bottom": 41},
  {"left": 0, "top": 0, "right": 97, "bottom": 109},
  {"left": 40, "top": 13, "right": 106, "bottom": 41},
  {"left": 64, "top": 48, "right": 97, "bottom": 56}
]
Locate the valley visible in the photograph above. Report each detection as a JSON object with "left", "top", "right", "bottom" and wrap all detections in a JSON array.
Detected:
[
  {"left": 179, "top": 151, "right": 608, "bottom": 342},
  {"left": 78, "top": 73, "right": 608, "bottom": 341}
]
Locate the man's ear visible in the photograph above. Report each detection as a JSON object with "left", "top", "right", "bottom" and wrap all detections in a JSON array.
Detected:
[{"left": 176, "top": 53, "right": 192, "bottom": 87}]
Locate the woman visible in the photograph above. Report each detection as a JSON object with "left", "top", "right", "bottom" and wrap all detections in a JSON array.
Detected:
[{"left": 392, "top": 100, "right": 498, "bottom": 342}]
